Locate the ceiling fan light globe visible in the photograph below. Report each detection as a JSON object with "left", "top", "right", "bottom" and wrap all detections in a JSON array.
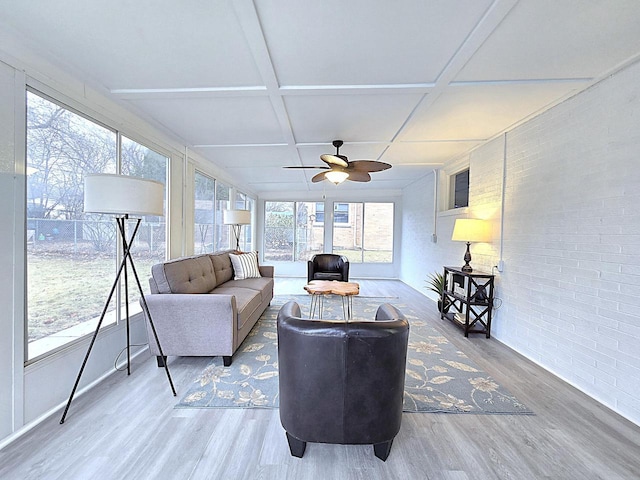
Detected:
[{"left": 325, "top": 170, "right": 349, "bottom": 185}]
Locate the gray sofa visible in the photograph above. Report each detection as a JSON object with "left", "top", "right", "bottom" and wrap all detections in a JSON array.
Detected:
[{"left": 142, "top": 250, "right": 274, "bottom": 367}]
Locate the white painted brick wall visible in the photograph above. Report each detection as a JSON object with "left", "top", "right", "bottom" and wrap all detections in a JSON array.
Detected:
[
  {"left": 497, "top": 60, "right": 640, "bottom": 424},
  {"left": 402, "top": 59, "right": 640, "bottom": 425}
]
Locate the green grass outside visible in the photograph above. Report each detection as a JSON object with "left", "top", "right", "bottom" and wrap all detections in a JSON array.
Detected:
[{"left": 28, "top": 253, "right": 159, "bottom": 342}]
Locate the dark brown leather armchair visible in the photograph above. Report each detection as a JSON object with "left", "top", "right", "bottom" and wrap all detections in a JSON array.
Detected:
[
  {"left": 276, "top": 301, "right": 409, "bottom": 461},
  {"left": 307, "top": 253, "right": 349, "bottom": 283}
]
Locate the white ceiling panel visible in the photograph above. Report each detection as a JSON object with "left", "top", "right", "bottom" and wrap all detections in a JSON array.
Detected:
[
  {"left": 382, "top": 142, "right": 482, "bottom": 165},
  {"left": 372, "top": 165, "right": 434, "bottom": 182},
  {"left": 2, "top": 1, "right": 640, "bottom": 194},
  {"left": 400, "top": 82, "right": 586, "bottom": 142},
  {"left": 296, "top": 143, "right": 390, "bottom": 167},
  {"left": 285, "top": 94, "right": 423, "bottom": 143},
  {"left": 256, "top": 0, "right": 493, "bottom": 86},
  {"left": 126, "top": 96, "right": 284, "bottom": 145},
  {"left": 0, "top": 0, "right": 263, "bottom": 89},
  {"left": 194, "top": 145, "right": 293, "bottom": 168},
  {"left": 456, "top": 0, "right": 640, "bottom": 82},
  {"left": 227, "top": 166, "right": 307, "bottom": 185}
]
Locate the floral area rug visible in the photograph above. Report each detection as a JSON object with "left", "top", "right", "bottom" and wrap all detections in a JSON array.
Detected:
[{"left": 175, "top": 295, "right": 533, "bottom": 415}]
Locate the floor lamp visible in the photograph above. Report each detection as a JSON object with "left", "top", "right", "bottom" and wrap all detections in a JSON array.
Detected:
[
  {"left": 60, "top": 174, "right": 176, "bottom": 424},
  {"left": 223, "top": 209, "right": 251, "bottom": 251}
]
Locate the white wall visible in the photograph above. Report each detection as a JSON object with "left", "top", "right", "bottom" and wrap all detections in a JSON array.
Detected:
[
  {"left": 0, "top": 60, "right": 22, "bottom": 440},
  {"left": 399, "top": 171, "right": 439, "bottom": 295},
  {"left": 401, "top": 60, "right": 640, "bottom": 425},
  {"left": 498, "top": 60, "right": 640, "bottom": 424}
]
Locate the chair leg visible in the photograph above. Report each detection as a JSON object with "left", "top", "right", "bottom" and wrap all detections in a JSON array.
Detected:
[
  {"left": 223, "top": 356, "right": 232, "bottom": 367},
  {"left": 286, "top": 432, "right": 307, "bottom": 458},
  {"left": 373, "top": 439, "right": 393, "bottom": 461},
  {"left": 156, "top": 356, "right": 167, "bottom": 368}
]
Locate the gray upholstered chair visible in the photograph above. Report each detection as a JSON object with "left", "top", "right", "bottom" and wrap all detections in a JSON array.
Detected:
[
  {"left": 307, "top": 253, "right": 349, "bottom": 283},
  {"left": 276, "top": 301, "right": 409, "bottom": 461}
]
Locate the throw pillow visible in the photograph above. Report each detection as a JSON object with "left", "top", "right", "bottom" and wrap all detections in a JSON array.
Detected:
[{"left": 229, "top": 251, "right": 261, "bottom": 280}]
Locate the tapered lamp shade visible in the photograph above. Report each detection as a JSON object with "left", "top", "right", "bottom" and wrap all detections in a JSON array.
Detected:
[
  {"left": 451, "top": 219, "right": 491, "bottom": 243},
  {"left": 84, "top": 174, "right": 164, "bottom": 216},
  {"left": 223, "top": 209, "right": 251, "bottom": 225},
  {"left": 452, "top": 218, "right": 491, "bottom": 272}
]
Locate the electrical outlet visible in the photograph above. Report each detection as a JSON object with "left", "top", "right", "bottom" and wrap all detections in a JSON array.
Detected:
[
  {"left": 431, "top": 234, "right": 437, "bottom": 243},
  {"left": 497, "top": 260, "right": 504, "bottom": 272}
]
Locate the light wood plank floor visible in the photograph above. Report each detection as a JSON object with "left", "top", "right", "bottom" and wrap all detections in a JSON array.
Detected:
[{"left": 1, "top": 278, "right": 639, "bottom": 479}]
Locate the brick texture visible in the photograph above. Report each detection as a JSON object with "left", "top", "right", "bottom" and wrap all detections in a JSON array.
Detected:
[{"left": 402, "top": 60, "right": 640, "bottom": 425}]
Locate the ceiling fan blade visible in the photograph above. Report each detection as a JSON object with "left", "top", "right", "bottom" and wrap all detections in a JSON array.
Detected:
[
  {"left": 346, "top": 170, "right": 371, "bottom": 182},
  {"left": 311, "top": 171, "right": 328, "bottom": 183},
  {"left": 283, "top": 166, "right": 330, "bottom": 169},
  {"left": 320, "top": 154, "right": 348, "bottom": 168},
  {"left": 348, "top": 160, "right": 392, "bottom": 172}
]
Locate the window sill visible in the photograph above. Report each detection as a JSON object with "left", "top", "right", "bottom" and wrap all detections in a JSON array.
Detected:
[
  {"left": 26, "top": 304, "right": 143, "bottom": 365},
  {"left": 438, "top": 207, "right": 469, "bottom": 217}
]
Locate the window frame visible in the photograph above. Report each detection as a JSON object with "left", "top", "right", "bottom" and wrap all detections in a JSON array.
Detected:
[
  {"left": 25, "top": 88, "right": 170, "bottom": 364},
  {"left": 332, "top": 201, "right": 394, "bottom": 264},
  {"left": 450, "top": 168, "right": 470, "bottom": 209}
]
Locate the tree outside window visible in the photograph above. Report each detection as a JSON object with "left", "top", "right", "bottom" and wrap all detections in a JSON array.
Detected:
[{"left": 26, "top": 91, "right": 168, "bottom": 361}]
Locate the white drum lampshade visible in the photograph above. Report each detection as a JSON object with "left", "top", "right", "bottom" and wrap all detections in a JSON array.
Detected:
[
  {"left": 223, "top": 209, "right": 251, "bottom": 225},
  {"left": 84, "top": 174, "right": 164, "bottom": 216}
]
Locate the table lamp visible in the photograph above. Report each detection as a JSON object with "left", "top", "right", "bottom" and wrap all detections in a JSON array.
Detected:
[{"left": 451, "top": 218, "right": 491, "bottom": 272}]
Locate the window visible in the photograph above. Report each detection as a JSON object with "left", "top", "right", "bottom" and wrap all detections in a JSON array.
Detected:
[
  {"left": 334, "top": 203, "right": 349, "bottom": 223},
  {"left": 264, "top": 201, "right": 323, "bottom": 261},
  {"left": 451, "top": 169, "right": 469, "bottom": 209},
  {"left": 315, "top": 202, "right": 324, "bottom": 223},
  {"left": 194, "top": 171, "right": 215, "bottom": 254},
  {"left": 315, "top": 202, "right": 349, "bottom": 223},
  {"left": 26, "top": 91, "right": 168, "bottom": 361},
  {"left": 332, "top": 202, "right": 393, "bottom": 263},
  {"left": 214, "top": 181, "right": 230, "bottom": 251},
  {"left": 265, "top": 202, "right": 294, "bottom": 261},
  {"left": 120, "top": 135, "right": 168, "bottom": 300},
  {"left": 234, "top": 190, "right": 254, "bottom": 252}
]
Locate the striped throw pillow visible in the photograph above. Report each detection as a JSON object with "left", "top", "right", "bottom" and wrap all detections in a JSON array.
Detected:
[{"left": 229, "top": 251, "right": 261, "bottom": 280}]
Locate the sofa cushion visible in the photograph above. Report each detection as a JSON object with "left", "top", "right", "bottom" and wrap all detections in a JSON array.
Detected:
[
  {"left": 210, "top": 252, "right": 234, "bottom": 286},
  {"left": 229, "top": 251, "right": 261, "bottom": 280},
  {"left": 211, "top": 286, "right": 263, "bottom": 330},
  {"left": 152, "top": 255, "right": 217, "bottom": 294},
  {"left": 225, "top": 277, "right": 274, "bottom": 303}
]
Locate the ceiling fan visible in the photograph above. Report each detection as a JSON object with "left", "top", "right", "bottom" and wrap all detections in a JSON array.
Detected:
[{"left": 284, "top": 140, "right": 392, "bottom": 185}]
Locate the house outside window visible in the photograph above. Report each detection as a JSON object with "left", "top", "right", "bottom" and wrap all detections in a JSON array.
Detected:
[
  {"left": 315, "top": 202, "right": 349, "bottom": 224},
  {"left": 333, "top": 202, "right": 393, "bottom": 263}
]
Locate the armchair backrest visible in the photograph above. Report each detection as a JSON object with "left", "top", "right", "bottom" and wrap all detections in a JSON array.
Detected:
[{"left": 277, "top": 301, "right": 409, "bottom": 445}]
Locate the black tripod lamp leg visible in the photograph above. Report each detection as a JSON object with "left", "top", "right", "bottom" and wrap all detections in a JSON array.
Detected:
[
  {"left": 125, "top": 235, "right": 177, "bottom": 397},
  {"left": 60, "top": 249, "right": 128, "bottom": 424}
]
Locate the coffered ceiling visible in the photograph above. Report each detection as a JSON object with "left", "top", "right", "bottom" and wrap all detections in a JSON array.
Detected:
[{"left": 1, "top": 0, "right": 639, "bottom": 194}]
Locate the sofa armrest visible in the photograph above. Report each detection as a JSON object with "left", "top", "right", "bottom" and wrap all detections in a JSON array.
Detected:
[
  {"left": 142, "top": 293, "right": 238, "bottom": 356},
  {"left": 259, "top": 265, "right": 274, "bottom": 278}
]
